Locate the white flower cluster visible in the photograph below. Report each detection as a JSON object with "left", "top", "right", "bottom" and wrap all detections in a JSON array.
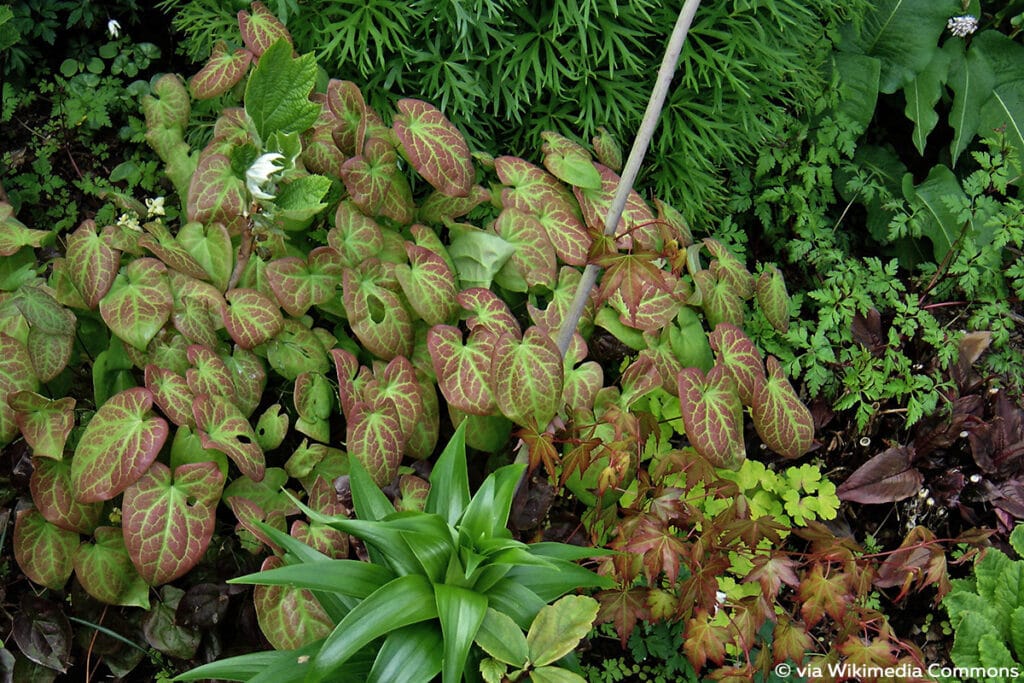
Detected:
[{"left": 947, "top": 15, "right": 978, "bottom": 37}]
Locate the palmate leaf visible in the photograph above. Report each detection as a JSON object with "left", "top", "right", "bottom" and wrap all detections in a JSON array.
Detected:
[
  {"left": 10, "top": 391, "right": 74, "bottom": 459},
  {"left": 393, "top": 99, "right": 474, "bottom": 198},
  {"left": 595, "top": 251, "right": 674, "bottom": 330},
  {"left": 123, "top": 461, "right": 224, "bottom": 585},
  {"left": 193, "top": 393, "right": 266, "bottom": 482},
  {"left": 30, "top": 458, "right": 102, "bottom": 534},
  {"left": 71, "top": 387, "right": 169, "bottom": 503},
  {"left": 245, "top": 39, "right": 319, "bottom": 142},
  {"left": 252, "top": 556, "right": 334, "bottom": 651},
  {"left": 99, "top": 258, "right": 173, "bottom": 351},
  {"left": 64, "top": 220, "right": 120, "bottom": 308},
  {"left": 595, "top": 585, "right": 650, "bottom": 647},
  {"left": 427, "top": 325, "right": 498, "bottom": 415},
  {"left": 490, "top": 327, "right": 563, "bottom": 429},
  {"left": 678, "top": 365, "right": 745, "bottom": 470},
  {"left": 751, "top": 356, "right": 815, "bottom": 459},
  {"left": 190, "top": 41, "right": 252, "bottom": 100},
  {"left": 13, "top": 508, "right": 77, "bottom": 590},
  {"left": 73, "top": 527, "right": 150, "bottom": 608}
]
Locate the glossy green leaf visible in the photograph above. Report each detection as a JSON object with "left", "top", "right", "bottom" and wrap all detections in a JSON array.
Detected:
[
  {"left": 475, "top": 608, "right": 528, "bottom": 667},
  {"left": 186, "top": 153, "right": 246, "bottom": 234},
  {"left": 189, "top": 41, "right": 252, "bottom": 99},
  {"left": 903, "top": 48, "right": 949, "bottom": 155},
  {"left": 123, "top": 461, "right": 224, "bottom": 585},
  {"left": 755, "top": 265, "right": 791, "bottom": 334},
  {"left": 435, "top": 583, "right": 488, "bottom": 683},
  {"left": 751, "top": 356, "right": 814, "bottom": 459},
  {"left": 460, "top": 464, "right": 524, "bottom": 544},
  {"left": 10, "top": 392, "right": 74, "bottom": 459},
  {"left": 393, "top": 98, "right": 473, "bottom": 198},
  {"left": 13, "top": 508, "right": 77, "bottom": 590},
  {"left": 367, "top": 623, "right": 444, "bottom": 683},
  {"left": 235, "top": 556, "right": 394, "bottom": 598},
  {"left": 30, "top": 458, "right": 102, "bottom": 534},
  {"left": 71, "top": 387, "right": 169, "bottom": 502},
  {"left": 73, "top": 527, "right": 150, "bottom": 608},
  {"left": 253, "top": 556, "right": 334, "bottom": 651},
  {"left": 99, "top": 258, "right": 173, "bottom": 351},
  {"left": 193, "top": 393, "right": 266, "bottom": 482},
  {"left": 708, "top": 324, "right": 765, "bottom": 407},
  {"left": 493, "top": 207, "right": 557, "bottom": 291},
  {"left": 174, "top": 642, "right": 322, "bottom": 682},
  {"left": 527, "top": 595, "right": 599, "bottom": 666},
  {"left": 541, "top": 132, "right": 601, "bottom": 190},
  {"left": 424, "top": 421, "right": 470, "bottom": 526},
  {"left": 677, "top": 366, "right": 745, "bottom": 470},
  {"left": 447, "top": 224, "right": 516, "bottom": 290},
  {"left": 245, "top": 39, "right": 319, "bottom": 141},
  {"left": 427, "top": 324, "right": 498, "bottom": 415},
  {"left": 491, "top": 327, "right": 563, "bottom": 429}
]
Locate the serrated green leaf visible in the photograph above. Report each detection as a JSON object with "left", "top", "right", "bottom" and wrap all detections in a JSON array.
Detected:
[
  {"left": 393, "top": 99, "right": 474, "bottom": 198},
  {"left": 752, "top": 357, "right": 815, "bottom": 460},
  {"left": 73, "top": 527, "right": 150, "bottom": 608},
  {"left": 245, "top": 39, "right": 319, "bottom": 142},
  {"left": 13, "top": 508, "right": 77, "bottom": 590}
]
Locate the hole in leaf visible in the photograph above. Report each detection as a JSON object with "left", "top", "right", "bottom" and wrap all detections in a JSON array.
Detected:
[
  {"left": 186, "top": 496, "right": 198, "bottom": 506},
  {"left": 368, "top": 294, "right": 386, "bottom": 323},
  {"left": 237, "top": 435, "right": 251, "bottom": 445}
]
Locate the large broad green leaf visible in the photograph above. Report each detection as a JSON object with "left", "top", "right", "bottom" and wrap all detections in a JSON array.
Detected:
[
  {"left": 905, "top": 164, "right": 966, "bottom": 261},
  {"left": 527, "top": 595, "right": 599, "bottom": 667},
  {"left": 903, "top": 48, "right": 949, "bottom": 155},
  {"left": 447, "top": 224, "right": 516, "bottom": 290},
  {"left": 475, "top": 608, "right": 529, "bottom": 667},
  {"left": 0, "top": 202, "right": 49, "bottom": 256},
  {"left": 945, "top": 38, "right": 994, "bottom": 166},
  {"left": 245, "top": 39, "right": 319, "bottom": 142},
  {"left": 308, "top": 574, "right": 438, "bottom": 681},
  {"left": 30, "top": 458, "right": 102, "bottom": 534},
  {"left": 253, "top": 556, "right": 334, "bottom": 651},
  {"left": 13, "top": 508, "right": 77, "bottom": 590},
  {"left": 189, "top": 41, "right": 252, "bottom": 99},
  {"left": 424, "top": 421, "right": 470, "bottom": 527},
  {"left": 708, "top": 324, "right": 765, "bottom": 407},
  {"left": 427, "top": 325, "right": 498, "bottom": 415},
  {"left": 71, "top": 387, "right": 169, "bottom": 502},
  {"left": 435, "top": 583, "right": 488, "bottom": 683},
  {"left": 10, "top": 392, "right": 74, "bottom": 459},
  {"left": 178, "top": 221, "right": 233, "bottom": 291},
  {"left": 839, "top": 0, "right": 958, "bottom": 94},
  {"left": 99, "top": 258, "right": 173, "bottom": 351},
  {"left": 193, "top": 393, "right": 266, "bottom": 482},
  {"left": 490, "top": 327, "right": 563, "bottom": 429},
  {"left": 367, "top": 623, "right": 444, "bottom": 683},
  {"left": 677, "top": 366, "right": 745, "bottom": 470},
  {"left": 751, "top": 357, "right": 815, "bottom": 460},
  {"left": 73, "top": 527, "right": 150, "bottom": 608},
  {"left": 63, "top": 220, "right": 120, "bottom": 308},
  {"left": 122, "top": 461, "right": 224, "bottom": 585},
  {"left": 276, "top": 175, "right": 333, "bottom": 231},
  {"left": 834, "top": 52, "right": 880, "bottom": 134},
  {"left": 393, "top": 99, "right": 473, "bottom": 198},
  {"left": 982, "top": 80, "right": 1024, "bottom": 174}
]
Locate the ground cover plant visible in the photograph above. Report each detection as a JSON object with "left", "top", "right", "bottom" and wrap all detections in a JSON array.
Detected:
[{"left": 0, "top": 1, "right": 1022, "bottom": 682}]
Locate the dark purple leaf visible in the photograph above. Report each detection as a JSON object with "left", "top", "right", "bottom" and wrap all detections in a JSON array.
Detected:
[
  {"left": 12, "top": 596, "right": 71, "bottom": 673},
  {"left": 836, "top": 446, "right": 923, "bottom": 504}
]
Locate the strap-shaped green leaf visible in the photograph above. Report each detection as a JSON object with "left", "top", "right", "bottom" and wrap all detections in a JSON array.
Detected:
[
  {"left": 174, "top": 640, "right": 324, "bottom": 682},
  {"left": 751, "top": 356, "right": 815, "bottom": 460},
  {"left": 71, "top": 387, "right": 169, "bottom": 502},
  {"left": 393, "top": 99, "right": 473, "bottom": 198},
  {"left": 425, "top": 421, "right": 470, "bottom": 527},
  {"left": 435, "top": 583, "right": 488, "bottom": 683},
  {"left": 99, "top": 258, "right": 173, "bottom": 351},
  {"left": 245, "top": 39, "right": 318, "bottom": 142},
  {"left": 367, "top": 623, "right": 444, "bottom": 683},
  {"left": 460, "top": 464, "right": 524, "bottom": 545},
  {"left": 235, "top": 557, "right": 394, "bottom": 598}
]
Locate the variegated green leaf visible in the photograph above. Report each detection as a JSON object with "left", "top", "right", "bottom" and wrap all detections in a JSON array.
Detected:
[
  {"left": 193, "top": 393, "right": 266, "bottom": 482},
  {"left": 27, "top": 326, "right": 73, "bottom": 383},
  {"left": 73, "top": 527, "right": 150, "bottom": 608},
  {"left": 294, "top": 371, "right": 334, "bottom": 442},
  {"left": 122, "top": 461, "right": 224, "bottom": 585},
  {"left": 373, "top": 355, "right": 425, "bottom": 450},
  {"left": 348, "top": 398, "right": 405, "bottom": 486},
  {"left": 222, "top": 345, "right": 268, "bottom": 418},
  {"left": 254, "top": 555, "right": 334, "bottom": 650},
  {"left": 326, "top": 79, "right": 365, "bottom": 155},
  {"left": 302, "top": 98, "right": 347, "bottom": 178},
  {"left": 140, "top": 220, "right": 209, "bottom": 282},
  {"left": 427, "top": 324, "right": 498, "bottom": 415},
  {"left": 751, "top": 356, "right": 814, "bottom": 459},
  {"left": 142, "top": 72, "right": 190, "bottom": 134},
  {"left": 458, "top": 288, "right": 520, "bottom": 337},
  {"left": 342, "top": 266, "right": 414, "bottom": 360},
  {"left": 491, "top": 327, "right": 564, "bottom": 429},
  {"left": 653, "top": 199, "right": 694, "bottom": 247},
  {"left": 694, "top": 269, "right": 745, "bottom": 329},
  {"left": 0, "top": 202, "right": 49, "bottom": 256},
  {"left": 708, "top": 324, "right": 765, "bottom": 407},
  {"left": 541, "top": 132, "right": 602, "bottom": 190},
  {"left": 239, "top": 2, "right": 291, "bottom": 56},
  {"left": 341, "top": 137, "right": 398, "bottom": 216},
  {"left": 329, "top": 200, "right": 385, "bottom": 267},
  {"left": 99, "top": 257, "right": 173, "bottom": 351},
  {"left": 493, "top": 207, "right": 557, "bottom": 291},
  {"left": 71, "top": 387, "right": 169, "bottom": 502},
  {"left": 13, "top": 508, "right": 77, "bottom": 590},
  {"left": 393, "top": 98, "right": 473, "bottom": 197},
  {"left": 189, "top": 41, "right": 252, "bottom": 99},
  {"left": 417, "top": 186, "right": 490, "bottom": 225},
  {"left": 186, "top": 344, "right": 235, "bottom": 401},
  {"left": 755, "top": 265, "right": 791, "bottom": 333},
  {"left": 168, "top": 271, "right": 225, "bottom": 348},
  {"left": 63, "top": 221, "right": 120, "bottom": 308},
  {"left": 222, "top": 288, "right": 283, "bottom": 349},
  {"left": 10, "top": 391, "right": 75, "bottom": 459},
  {"left": 394, "top": 242, "right": 459, "bottom": 325},
  {"left": 677, "top": 366, "right": 745, "bottom": 470},
  {"left": 266, "top": 254, "right": 340, "bottom": 317},
  {"left": 145, "top": 365, "right": 196, "bottom": 427},
  {"left": 405, "top": 373, "right": 440, "bottom": 459},
  {"left": 186, "top": 153, "right": 246, "bottom": 235},
  {"left": 177, "top": 221, "right": 233, "bottom": 291},
  {"left": 30, "top": 458, "right": 103, "bottom": 534},
  {"left": 574, "top": 163, "right": 656, "bottom": 250},
  {"left": 591, "top": 127, "right": 623, "bottom": 172},
  {"left": 528, "top": 267, "right": 592, "bottom": 334},
  {"left": 705, "top": 239, "right": 755, "bottom": 300},
  {"left": 289, "top": 476, "right": 350, "bottom": 558},
  {"left": 266, "top": 318, "right": 331, "bottom": 381}
]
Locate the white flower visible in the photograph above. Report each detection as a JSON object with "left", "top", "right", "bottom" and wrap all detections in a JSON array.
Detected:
[
  {"left": 116, "top": 212, "right": 141, "bottom": 232},
  {"left": 245, "top": 153, "right": 285, "bottom": 201},
  {"left": 107, "top": 19, "right": 122, "bottom": 39},
  {"left": 145, "top": 196, "right": 165, "bottom": 217},
  {"left": 947, "top": 15, "right": 978, "bottom": 37}
]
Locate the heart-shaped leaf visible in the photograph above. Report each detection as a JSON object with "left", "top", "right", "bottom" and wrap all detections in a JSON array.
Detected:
[
  {"left": 239, "top": 1, "right": 291, "bottom": 55},
  {"left": 541, "top": 132, "right": 602, "bottom": 190},
  {"left": 393, "top": 98, "right": 473, "bottom": 197},
  {"left": 694, "top": 269, "right": 745, "bottom": 329},
  {"left": 266, "top": 319, "right": 331, "bottom": 381},
  {"left": 708, "top": 324, "right": 765, "bottom": 407},
  {"left": 756, "top": 265, "right": 791, "bottom": 333},
  {"left": 0, "top": 202, "right": 49, "bottom": 256},
  {"left": 417, "top": 185, "right": 490, "bottom": 225},
  {"left": 186, "top": 345, "right": 235, "bottom": 401},
  {"left": 341, "top": 137, "right": 398, "bottom": 215},
  {"left": 491, "top": 327, "right": 564, "bottom": 429},
  {"left": 427, "top": 325, "right": 498, "bottom": 415},
  {"left": 189, "top": 41, "right": 252, "bottom": 99},
  {"left": 342, "top": 266, "right": 414, "bottom": 360},
  {"left": 394, "top": 242, "right": 459, "bottom": 326},
  {"left": 302, "top": 104, "right": 347, "bottom": 178},
  {"left": 493, "top": 207, "right": 557, "bottom": 291},
  {"left": 73, "top": 527, "right": 150, "bottom": 608},
  {"left": 836, "top": 446, "right": 923, "bottom": 504},
  {"left": 27, "top": 326, "right": 74, "bottom": 383},
  {"left": 222, "top": 345, "right": 268, "bottom": 418},
  {"left": 187, "top": 153, "right": 246, "bottom": 235},
  {"left": 326, "top": 79, "right": 366, "bottom": 155},
  {"left": 329, "top": 200, "right": 384, "bottom": 267},
  {"left": 678, "top": 366, "right": 745, "bottom": 470},
  {"left": 12, "top": 595, "right": 73, "bottom": 673},
  {"left": 10, "top": 391, "right": 75, "bottom": 459},
  {"left": 705, "top": 239, "right": 756, "bottom": 300},
  {"left": 347, "top": 398, "right": 405, "bottom": 486},
  {"left": 145, "top": 365, "right": 196, "bottom": 427},
  {"left": 751, "top": 356, "right": 814, "bottom": 459},
  {"left": 99, "top": 258, "right": 173, "bottom": 351},
  {"left": 193, "top": 393, "right": 265, "bottom": 482},
  {"left": 178, "top": 221, "right": 233, "bottom": 291},
  {"left": 289, "top": 477, "right": 350, "bottom": 558},
  {"left": 592, "top": 127, "right": 623, "bottom": 172},
  {"left": 457, "top": 288, "right": 520, "bottom": 338},
  {"left": 253, "top": 555, "right": 334, "bottom": 650},
  {"left": 123, "top": 461, "right": 224, "bottom": 585},
  {"left": 223, "top": 288, "right": 283, "bottom": 349},
  {"left": 574, "top": 163, "right": 656, "bottom": 250},
  {"left": 13, "top": 508, "right": 77, "bottom": 590},
  {"left": 266, "top": 256, "right": 339, "bottom": 317},
  {"left": 373, "top": 355, "right": 425, "bottom": 449},
  {"left": 71, "top": 387, "right": 169, "bottom": 502},
  {"left": 30, "top": 458, "right": 103, "bottom": 534},
  {"left": 168, "top": 272, "right": 225, "bottom": 348},
  {"left": 139, "top": 221, "right": 210, "bottom": 282}
]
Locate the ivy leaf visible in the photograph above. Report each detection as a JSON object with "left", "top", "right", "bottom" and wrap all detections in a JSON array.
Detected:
[
  {"left": 99, "top": 258, "right": 174, "bottom": 351},
  {"left": 253, "top": 555, "right": 334, "bottom": 650},
  {"left": 491, "top": 327, "right": 563, "bottom": 429},
  {"left": 123, "top": 461, "right": 224, "bottom": 585},
  {"left": 751, "top": 356, "right": 815, "bottom": 459},
  {"left": 245, "top": 39, "right": 318, "bottom": 141},
  {"left": 678, "top": 365, "right": 745, "bottom": 470},
  {"left": 238, "top": 1, "right": 291, "bottom": 57},
  {"left": 189, "top": 41, "right": 252, "bottom": 100},
  {"left": 541, "top": 132, "right": 602, "bottom": 190},
  {"left": 393, "top": 98, "right": 473, "bottom": 198},
  {"left": 10, "top": 392, "right": 75, "bottom": 459},
  {"left": 71, "top": 387, "right": 169, "bottom": 503},
  {"left": 708, "top": 324, "right": 765, "bottom": 407},
  {"left": 73, "top": 527, "right": 150, "bottom": 608},
  {"left": 30, "top": 458, "right": 103, "bottom": 534},
  {"left": 193, "top": 393, "right": 266, "bottom": 482},
  {"left": 13, "top": 509, "right": 77, "bottom": 590},
  {"left": 0, "top": 202, "right": 49, "bottom": 256},
  {"left": 836, "top": 446, "right": 923, "bottom": 504}
]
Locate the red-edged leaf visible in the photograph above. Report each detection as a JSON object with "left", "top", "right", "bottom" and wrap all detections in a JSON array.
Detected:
[
  {"left": 491, "top": 327, "right": 563, "bottom": 429},
  {"left": 595, "top": 586, "right": 650, "bottom": 647},
  {"left": 417, "top": 185, "right": 490, "bottom": 225},
  {"left": 10, "top": 392, "right": 74, "bottom": 459},
  {"left": 341, "top": 137, "right": 397, "bottom": 216},
  {"left": 574, "top": 163, "right": 656, "bottom": 250},
  {"left": 73, "top": 527, "right": 150, "bottom": 608},
  {"left": 836, "top": 446, "right": 923, "bottom": 504},
  {"left": 405, "top": 374, "right": 440, "bottom": 459},
  {"left": 348, "top": 398, "right": 405, "bottom": 486},
  {"left": 395, "top": 242, "right": 459, "bottom": 325},
  {"left": 331, "top": 348, "right": 360, "bottom": 420},
  {"left": 223, "top": 345, "right": 268, "bottom": 419},
  {"left": 541, "top": 131, "right": 602, "bottom": 190},
  {"left": 302, "top": 98, "right": 347, "bottom": 178},
  {"left": 289, "top": 476, "right": 350, "bottom": 558},
  {"left": 797, "top": 563, "right": 851, "bottom": 628},
  {"left": 13, "top": 509, "right": 77, "bottom": 590},
  {"left": 457, "top": 287, "right": 520, "bottom": 337},
  {"left": 596, "top": 251, "right": 674, "bottom": 330},
  {"left": 683, "top": 609, "right": 728, "bottom": 672},
  {"left": 342, "top": 265, "right": 413, "bottom": 360},
  {"left": 168, "top": 271, "right": 225, "bottom": 348},
  {"left": 178, "top": 220, "right": 233, "bottom": 291},
  {"left": 326, "top": 79, "right": 365, "bottom": 155},
  {"left": 528, "top": 267, "right": 592, "bottom": 334},
  {"left": 189, "top": 41, "right": 252, "bottom": 99},
  {"left": 592, "top": 127, "right": 623, "bottom": 172},
  {"left": 705, "top": 239, "right": 755, "bottom": 300},
  {"left": 427, "top": 325, "right": 498, "bottom": 415},
  {"left": 493, "top": 207, "right": 557, "bottom": 290},
  {"left": 495, "top": 156, "right": 589, "bottom": 266},
  {"left": 99, "top": 258, "right": 173, "bottom": 351},
  {"left": 393, "top": 98, "right": 473, "bottom": 197},
  {"left": 756, "top": 265, "right": 790, "bottom": 333},
  {"left": 329, "top": 200, "right": 385, "bottom": 267},
  {"left": 694, "top": 269, "right": 745, "bottom": 329},
  {"left": 678, "top": 366, "right": 745, "bottom": 469},
  {"left": 709, "top": 323, "right": 765, "bottom": 406},
  {"left": 772, "top": 616, "right": 813, "bottom": 665},
  {"left": 744, "top": 553, "right": 801, "bottom": 601},
  {"left": 223, "top": 288, "right": 283, "bottom": 349},
  {"left": 187, "top": 153, "right": 246, "bottom": 235},
  {"left": 186, "top": 345, "right": 235, "bottom": 401},
  {"left": 71, "top": 388, "right": 169, "bottom": 502},
  {"left": 193, "top": 393, "right": 266, "bottom": 482},
  {"left": 123, "top": 461, "right": 224, "bottom": 585},
  {"left": 64, "top": 220, "right": 120, "bottom": 308},
  {"left": 144, "top": 222, "right": 210, "bottom": 281},
  {"left": 623, "top": 515, "right": 689, "bottom": 584},
  {"left": 145, "top": 365, "right": 195, "bottom": 427},
  {"left": 751, "top": 357, "right": 814, "bottom": 459},
  {"left": 373, "top": 356, "right": 425, "bottom": 447},
  {"left": 238, "top": 1, "right": 291, "bottom": 56},
  {"left": 253, "top": 555, "right": 334, "bottom": 650},
  {"left": 0, "top": 201, "right": 49, "bottom": 255},
  {"left": 653, "top": 199, "right": 694, "bottom": 248},
  {"left": 30, "top": 458, "right": 102, "bottom": 534},
  {"left": 265, "top": 255, "right": 340, "bottom": 317}
]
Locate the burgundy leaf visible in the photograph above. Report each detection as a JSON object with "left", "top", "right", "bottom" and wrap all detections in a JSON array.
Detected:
[{"left": 836, "top": 446, "right": 923, "bottom": 504}]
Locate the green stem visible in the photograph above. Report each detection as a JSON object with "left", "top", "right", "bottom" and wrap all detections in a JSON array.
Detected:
[{"left": 68, "top": 616, "right": 153, "bottom": 656}]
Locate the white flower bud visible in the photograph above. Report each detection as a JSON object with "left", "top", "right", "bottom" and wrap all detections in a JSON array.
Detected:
[
  {"left": 246, "top": 153, "right": 285, "bottom": 201},
  {"left": 947, "top": 15, "right": 978, "bottom": 38},
  {"left": 107, "top": 19, "right": 122, "bottom": 39}
]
